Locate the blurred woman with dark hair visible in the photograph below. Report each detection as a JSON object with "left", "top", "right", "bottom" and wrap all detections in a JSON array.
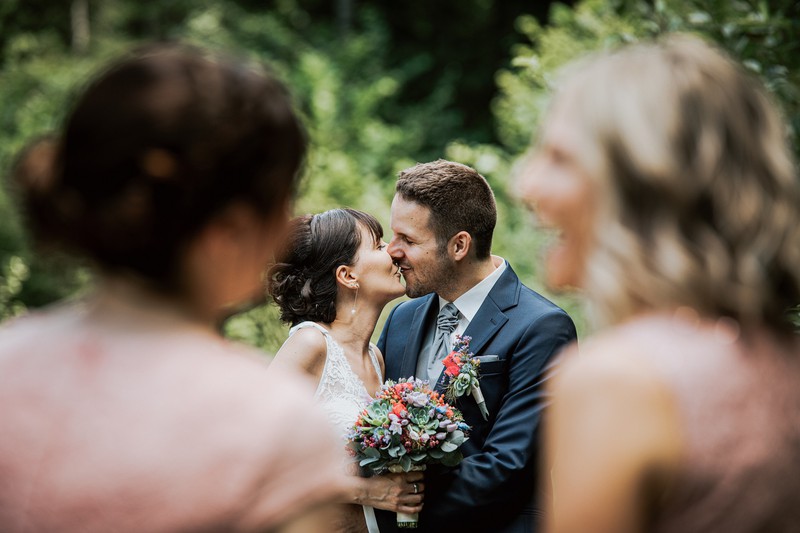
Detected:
[
  {"left": 517, "top": 34, "right": 800, "bottom": 532},
  {"left": 0, "top": 44, "right": 346, "bottom": 532},
  {"left": 268, "top": 208, "right": 422, "bottom": 533}
]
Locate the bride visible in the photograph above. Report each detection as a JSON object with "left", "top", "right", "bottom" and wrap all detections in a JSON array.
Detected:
[{"left": 268, "top": 208, "right": 424, "bottom": 533}]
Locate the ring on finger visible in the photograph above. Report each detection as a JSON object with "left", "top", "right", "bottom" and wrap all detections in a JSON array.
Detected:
[{"left": 412, "top": 482, "right": 419, "bottom": 494}]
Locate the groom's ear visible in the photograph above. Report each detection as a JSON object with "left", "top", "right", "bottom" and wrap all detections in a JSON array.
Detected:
[{"left": 449, "top": 231, "right": 472, "bottom": 261}]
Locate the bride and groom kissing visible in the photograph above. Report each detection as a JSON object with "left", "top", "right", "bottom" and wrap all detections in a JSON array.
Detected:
[{"left": 268, "top": 158, "right": 577, "bottom": 533}]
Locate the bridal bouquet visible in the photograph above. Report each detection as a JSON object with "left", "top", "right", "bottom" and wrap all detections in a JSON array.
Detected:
[
  {"left": 346, "top": 378, "right": 470, "bottom": 528},
  {"left": 442, "top": 335, "right": 489, "bottom": 420}
]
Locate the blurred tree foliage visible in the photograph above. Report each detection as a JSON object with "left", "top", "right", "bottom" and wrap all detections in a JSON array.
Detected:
[{"left": 0, "top": 0, "right": 797, "bottom": 347}]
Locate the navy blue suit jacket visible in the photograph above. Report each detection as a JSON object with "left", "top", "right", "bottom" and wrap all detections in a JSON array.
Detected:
[{"left": 376, "top": 264, "right": 576, "bottom": 533}]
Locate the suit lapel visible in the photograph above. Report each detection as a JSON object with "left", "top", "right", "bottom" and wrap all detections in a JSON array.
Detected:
[
  {"left": 462, "top": 301, "right": 507, "bottom": 356},
  {"left": 461, "top": 264, "right": 520, "bottom": 355},
  {"left": 399, "top": 295, "right": 438, "bottom": 379}
]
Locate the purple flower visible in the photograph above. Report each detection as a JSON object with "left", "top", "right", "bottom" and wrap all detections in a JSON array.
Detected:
[{"left": 406, "top": 391, "right": 430, "bottom": 407}]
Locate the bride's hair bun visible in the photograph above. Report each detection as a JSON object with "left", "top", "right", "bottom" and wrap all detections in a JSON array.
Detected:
[{"left": 268, "top": 209, "right": 383, "bottom": 326}]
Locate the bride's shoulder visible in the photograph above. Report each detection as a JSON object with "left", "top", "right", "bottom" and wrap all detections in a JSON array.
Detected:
[{"left": 270, "top": 323, "right": 329, "bottom": 381}]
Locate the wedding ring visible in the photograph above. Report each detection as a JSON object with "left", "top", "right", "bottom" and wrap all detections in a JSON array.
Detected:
[{"left": 412, "top": 483, "right": 419, "bottom": 494}]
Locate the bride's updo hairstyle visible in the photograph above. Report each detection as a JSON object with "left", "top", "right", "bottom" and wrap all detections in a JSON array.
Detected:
[
  {"left": 268, "top": 208, "right": 383, "bottom": 326},
  {"left": 10, "top": 43, "right": 306, "bottom": 289},
  {"left": 549, "top": 34, "right": 800, "bottom": 331}
]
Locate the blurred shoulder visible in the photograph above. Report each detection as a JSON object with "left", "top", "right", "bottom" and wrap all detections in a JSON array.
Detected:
[
  {"left": 552, "top": 314, "right": 691, "bottom": 399},
  {"left": 0, "top": 306, "right": 84, "bottom": 365},
  {"left": 550, "top": 321, "right": 685, "bottom": 460},
  {"left": 186, "top": 348, "right": 347, "bottom": 529}
]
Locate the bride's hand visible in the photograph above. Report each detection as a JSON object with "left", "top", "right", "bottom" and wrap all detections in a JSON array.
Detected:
[{"left": 352, "top": 471, "right": 424, "bottom": 514}]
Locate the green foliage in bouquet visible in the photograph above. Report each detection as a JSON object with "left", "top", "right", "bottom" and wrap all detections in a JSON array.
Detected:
[{"left": 346, "top": 378, "right": 470, "bottom": 474}]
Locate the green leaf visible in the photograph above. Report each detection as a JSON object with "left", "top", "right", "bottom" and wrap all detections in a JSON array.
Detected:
[{"left": 440, "top": 441, "right": 458, "bottom": 453}]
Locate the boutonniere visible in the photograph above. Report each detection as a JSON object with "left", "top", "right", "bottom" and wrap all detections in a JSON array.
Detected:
[{"left": 442, "top": 335, "right": 489, "bottom": 420}]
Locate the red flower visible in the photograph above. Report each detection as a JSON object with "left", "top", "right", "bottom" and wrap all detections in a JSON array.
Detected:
[
  {"left": 443, "top": 351, "right": 462, "bottom": 377},
  {"left": 392, "top": 402, "right": 407, "bottom": 417}
]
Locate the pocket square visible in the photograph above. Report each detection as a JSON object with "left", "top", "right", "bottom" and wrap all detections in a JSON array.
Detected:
[{"left": 475, "top": 355, "right": 500, "bottom": 363}]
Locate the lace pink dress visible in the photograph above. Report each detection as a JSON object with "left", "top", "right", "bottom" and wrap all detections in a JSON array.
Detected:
[{"left": 289, "top": 322, "right": 383, "bottom": 533}]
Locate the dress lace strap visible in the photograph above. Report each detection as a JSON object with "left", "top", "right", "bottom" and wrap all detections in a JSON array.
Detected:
[
  {"left": 288, "top": 322, "right": 336, "bottom": 398},
  {"left": 366, "top": 344, "right": 383, "bottom": 384},
  {"left": 288, "top": 321, "right": 331, "bottom": 338}
]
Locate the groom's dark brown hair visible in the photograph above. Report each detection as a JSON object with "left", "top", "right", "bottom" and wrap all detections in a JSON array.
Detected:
[{"left": 395, "top": 159, "right": 497, "bottom": 259}]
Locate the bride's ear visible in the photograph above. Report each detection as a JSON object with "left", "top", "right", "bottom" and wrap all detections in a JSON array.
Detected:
[{"left": 335, "top": 265, "right": 358, "bottom": 290}]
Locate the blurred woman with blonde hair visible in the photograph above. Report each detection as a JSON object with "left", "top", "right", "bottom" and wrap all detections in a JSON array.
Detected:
[{"left": 518, "top": 34, "right": 800, "bottom": 532}]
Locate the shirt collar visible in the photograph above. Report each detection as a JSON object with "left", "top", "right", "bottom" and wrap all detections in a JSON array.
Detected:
[{"left": 439, "top": 256, "right": 507, "bottom": 322}]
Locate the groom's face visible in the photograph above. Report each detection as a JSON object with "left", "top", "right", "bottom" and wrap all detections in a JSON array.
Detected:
[{"left": 387, "top": 194, "right": 453, "bottom": 298}]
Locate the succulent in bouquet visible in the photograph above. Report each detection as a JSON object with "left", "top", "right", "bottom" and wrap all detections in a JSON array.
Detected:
[{"left": 346, "top": 378, "right": 470, "bottom": 528}]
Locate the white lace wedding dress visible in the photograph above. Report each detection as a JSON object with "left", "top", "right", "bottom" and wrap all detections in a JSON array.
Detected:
[{"left": 288, "top": 322, "right": 382, "bottom": 533}]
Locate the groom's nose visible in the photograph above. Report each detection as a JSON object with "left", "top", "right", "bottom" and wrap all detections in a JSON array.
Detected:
[{"left": 386, "top": 236, "right": 403, "bottom": 260}]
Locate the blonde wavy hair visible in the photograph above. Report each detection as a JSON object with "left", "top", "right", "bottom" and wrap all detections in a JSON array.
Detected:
[{"left": 551, "top": 34, "right": 800, "bottom": 331}]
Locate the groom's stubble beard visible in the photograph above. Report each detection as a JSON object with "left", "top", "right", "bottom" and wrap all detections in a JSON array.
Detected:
[{"left": 403, "top": 246, "right": 456, "bottom": 299}]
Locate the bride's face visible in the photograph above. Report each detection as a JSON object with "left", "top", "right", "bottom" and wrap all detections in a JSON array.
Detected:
[{"left": 352, "top": 225, "right": 406, "bottom": 304}]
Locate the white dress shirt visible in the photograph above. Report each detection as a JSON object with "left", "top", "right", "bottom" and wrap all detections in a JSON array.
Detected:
[{"left": 416, "top": 257, "right": 507, "bottom": 383}]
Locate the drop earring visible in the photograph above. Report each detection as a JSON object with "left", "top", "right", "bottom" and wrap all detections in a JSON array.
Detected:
[{"left": 351, "top": 283, "right": 359, "bottom": 315}]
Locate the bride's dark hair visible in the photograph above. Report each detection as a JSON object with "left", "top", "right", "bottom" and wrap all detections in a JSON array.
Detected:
[{"left": 268, "top": 208, "right": 383, "bottom": 326}]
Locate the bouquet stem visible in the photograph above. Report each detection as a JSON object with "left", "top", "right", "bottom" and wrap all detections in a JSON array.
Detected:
[
  {"left": 397, "top": 511, "right": 419, "bottom": 529},
  {"left": 388, "top": 464, "right": 426, "bottom": 528},
  {"left": 471, "top": 385, "right": 489, "bottom": 421}
]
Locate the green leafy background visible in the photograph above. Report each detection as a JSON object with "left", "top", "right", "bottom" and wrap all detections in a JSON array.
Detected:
[{"left": 1, "top": 0, "right": 797, "bottom": 353}]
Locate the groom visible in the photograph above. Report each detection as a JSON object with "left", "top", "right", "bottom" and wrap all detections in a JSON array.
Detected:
[{"left": 377, "top": 160, "right": 577, "bottom": 533}]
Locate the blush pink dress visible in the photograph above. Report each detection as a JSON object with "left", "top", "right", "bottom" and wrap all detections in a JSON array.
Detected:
[
  {"left": 614, "top": 315, "right": 800, "bottom": 532},
  {"left": 0, "top": 308, "right": 345, "bottom": 532}
]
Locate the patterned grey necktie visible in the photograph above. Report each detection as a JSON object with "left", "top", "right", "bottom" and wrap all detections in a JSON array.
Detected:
[{"left": 427, "top": 303, "right": 460, "bottom": 382}]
